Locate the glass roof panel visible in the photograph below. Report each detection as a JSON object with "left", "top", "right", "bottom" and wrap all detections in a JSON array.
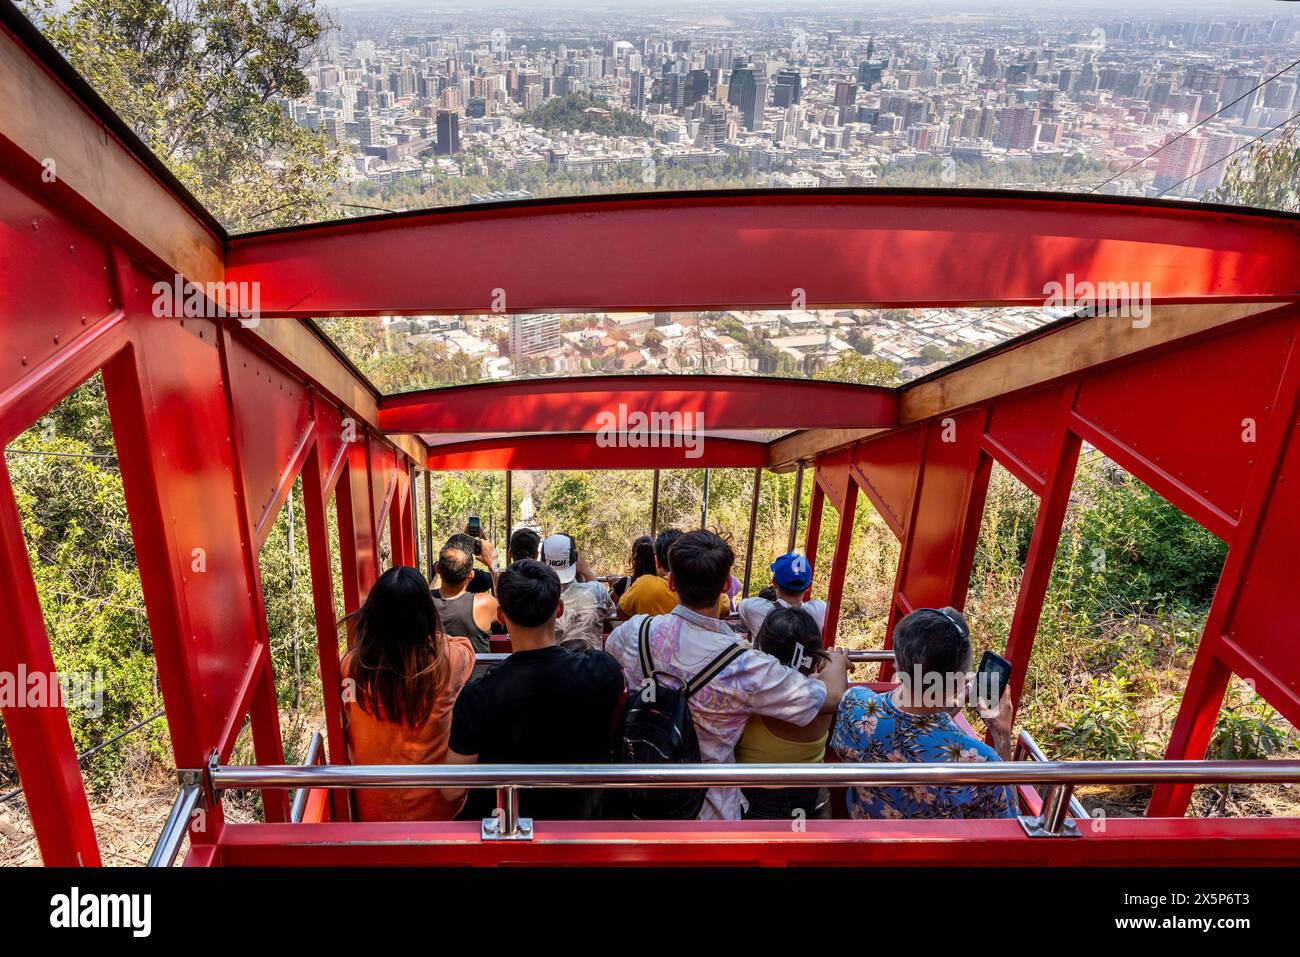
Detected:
[{"left": 18, "top": 1, "right": 1300, "bottom": 235}]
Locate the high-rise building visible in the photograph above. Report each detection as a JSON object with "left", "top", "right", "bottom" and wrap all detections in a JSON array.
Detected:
[
  {"left": 1154, "top": 131, "right": 1209, "bottom": 195},
  {"left": 994, "top": 106, "right": 1040, "bottom": 150},
  {"left": 508, "top": 313, "right": 561, "bottom": 359},
  {"left": 727, "top": 58, "right": 768, "bottom": 131},
  {"left": 776, "top": 68, "right": 802, "bottom": 104},
  {"left": 435, "top": 109, "right": 460, "bottom": 154}
]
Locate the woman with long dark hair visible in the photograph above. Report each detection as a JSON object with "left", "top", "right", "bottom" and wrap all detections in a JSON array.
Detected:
[
  {"left": 611, "top": 534, "right": 657, "bottom": 600},
  {"left": 342, "top": 565, "right": 475, "bottom": 821}
]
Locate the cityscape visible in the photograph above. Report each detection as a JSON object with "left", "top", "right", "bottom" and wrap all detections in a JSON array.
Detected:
[{"left": 287, "top": 2, "right": 1299, "bottom": 384}]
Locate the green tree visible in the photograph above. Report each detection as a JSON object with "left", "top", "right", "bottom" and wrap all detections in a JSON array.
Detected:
[
  {"left": 1210, "top": 124, "right": 1300, "bottom": 213},
  {"left": 22, "top": 0, "right": 340, "bottom": 231},
  {"left": 813, "top": 351, "right": 899, "bottom": 386}
]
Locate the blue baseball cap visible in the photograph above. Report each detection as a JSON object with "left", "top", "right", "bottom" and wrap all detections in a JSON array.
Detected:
[{"left": 771, "top": 553, "right": 813, "bottom": 591}]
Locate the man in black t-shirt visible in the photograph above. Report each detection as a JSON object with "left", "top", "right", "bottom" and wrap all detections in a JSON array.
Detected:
[{"left": 444, "top": 560, "right": 625, "bottom": 822}]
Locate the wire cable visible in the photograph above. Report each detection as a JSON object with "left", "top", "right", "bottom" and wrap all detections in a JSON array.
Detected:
[
  {"left": 1154, "top": 107, "right": 1300, "bottom": 199},
  {"left": 1089, "top": 54, "right": 1300, "bottom": 193}
]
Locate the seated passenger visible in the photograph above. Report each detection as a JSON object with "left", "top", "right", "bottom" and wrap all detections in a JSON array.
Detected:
[
  {"left": 611, "top": 534, "right": 656, "bottom": 601},
  {"left": 543, "top": 533, "right": 614, "bottom": 650},
  {"left": 735, "top": 607, "right": 834, "bottom": 820},
  {"left": 342, "top": 566, "right": 475, "bottom": 822},
  {"left": 831, "top": 606, "right": 1017, "bottom": 820},
  {"left": 444, "top": 531, "right": 495, "bottom": 594},
  {"left": 618, "top": 528, "right": 732, "bottom": 616},
  {"left": 606, "top": 530, "right": 848, "bottom": 820},
  {"left": 508, "top": 527, "right": 541, "bottom": 564},
  {"left": 444, "top": 560, "right": 624, "bottom": 821},
  {"left": 737, "top": 552, "right": 828, "bottom": 636},
  {"left": 432, "top": 538, "right": 499, "bottom": 653}
]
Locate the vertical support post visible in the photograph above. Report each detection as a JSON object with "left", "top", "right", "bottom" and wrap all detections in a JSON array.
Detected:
[
  {"left": 423, "top": 468, "right": 433, "bottom": 581},
  {"left": 700, "top": 468, "right": 710, "bottom": 528},
  {"left": 650, "top": 469, "right": 660, "bottom": 537},
  {"left": 804, "top": 479, "right": 825, "bottom": 568},
  {"left": 0, "top": 459, "right": 101, "bottom": 866},
  {"left": 1149, "top": 330, "right": 1300, "bottom": 817},
  {"left": 742, "top": 467, "right": 762, "bottom": 597},
  {"left": 214, "top": 328, "right": 287, "bottom": 823},
  {"left": 1002, "top": 430, "right": 1082, "bottom": 711},
  {"left": 786, "top": 462, "right": 804, "bottom": 553},
  {"left": 301, "top": 444, "right": 350, "bottom": 820},
  {"left": 822, "top": 479, "right": 858, "bottom": 648},
  {"left": 504, "top": 469, "right": 513, "bottom": 554}
]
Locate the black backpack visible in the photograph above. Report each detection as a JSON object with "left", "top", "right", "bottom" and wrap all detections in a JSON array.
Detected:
[{"left": 610, "top": 615, "right": 747, "bottom": 820}]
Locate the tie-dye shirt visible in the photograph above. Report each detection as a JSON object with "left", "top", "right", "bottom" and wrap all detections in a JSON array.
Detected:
[{"left": 830, "top": 687, "right": 1017, "bottom": 820}]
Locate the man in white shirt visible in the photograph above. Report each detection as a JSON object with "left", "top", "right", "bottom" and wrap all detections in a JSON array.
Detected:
[
  {"left": 542, "top": 533, "right": 615, "bottom": 650},
  {"left": 605, "top": 530, "right": 848, "bottom": 820},
  {"left": 736, "top": 552, "right": 828, "bottom": 637}
]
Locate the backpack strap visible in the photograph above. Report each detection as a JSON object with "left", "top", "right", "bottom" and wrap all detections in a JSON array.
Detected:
[
  {"left": 637, "top": 615, "right": 655, "bottom": 680},
  {"left": 684, "top": 642, "right": 747, "bottom": 699}
]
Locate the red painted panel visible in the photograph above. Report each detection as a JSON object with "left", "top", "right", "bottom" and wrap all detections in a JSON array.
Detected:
[
  {"left": 227, "top": 191, "right": 1300, "bottom": 317},
  {"left": 1216, "top": 414, "right": 1300, "bottom": 726},
  {"left": 224, "top": 334, "right": 313, "bottom": 541},
  {"left": 312, "top": 396, "right": 347, "bottom": 492},
  {"left": 814, "top": 447, "right": 853, "bottom": 514},
  {"left": 1073, "top": 314, "right": 1297, "bottom": 534},
  {"left": 111, "top": 314, "right": 267, "bottom": 757},
  {"left": 370, "top": 436, "right": 397, "bottom": 531},
  {"left": 214, "top": 817, "right": 1300, "bottom": 867},
  {"left": 0, "top": 178, "right": 118, "bottom": 397},
  {"left": 896, "top": 410, "right": 987, "bottom": 608},
  {"left": 423, "top": 433, "right": 767, "bottom": 470},
  {"left": 381, "top": 375, "right": 896, "bottom": 433},
  {"left": 984, "top": 387, "right": 1066, "bottom": 491},
  {"left": 850, "top": 425, "right": 926, "bottom": 538}
]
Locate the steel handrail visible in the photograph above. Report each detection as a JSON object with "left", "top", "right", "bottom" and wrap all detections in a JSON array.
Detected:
[
  {"left": 473, "top": 649, "right": 895, "bottom": 665},
  {"left": 289, "top": 731, "right": 326, "bottom": 823},
  {"left": 1015, "top": 729, "right": 1089, "bottom": 819},
  {"left": 210, "top": 759, "right": 1300, "bottom": 791}
]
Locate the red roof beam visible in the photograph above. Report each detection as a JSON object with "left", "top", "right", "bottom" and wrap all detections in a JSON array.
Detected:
[
  {"left": 226, "top": 190, "right": 1300, "bottom": 318},
  {"left": 379, "top": 374, "right": 897, "bottom": 434}
]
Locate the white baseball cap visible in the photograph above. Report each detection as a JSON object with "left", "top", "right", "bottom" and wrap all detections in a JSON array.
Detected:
[{"left": 541, "top": 533, "right": 577, "bottom": 584}]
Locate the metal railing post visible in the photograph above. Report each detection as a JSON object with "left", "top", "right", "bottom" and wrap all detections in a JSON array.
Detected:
[
  {"left": 148, "top": 771, "right": 203, "bottom": 867},
  {"left": 482, "top": 784, "right": 532, "bottom": 840},
  {"left": 1020, "top": 782, "right": 1081, "bottom": 838},
  {"left": 787, "top": 462, "right": 804, "bottom": 553}
]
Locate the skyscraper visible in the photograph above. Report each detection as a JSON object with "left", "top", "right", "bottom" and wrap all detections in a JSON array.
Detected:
[
  {"left": 508, "top": 313, "right": 561, "bottom": 359},
  {"left": 435, "top": 109, "right": 460, "bottom": 154}
]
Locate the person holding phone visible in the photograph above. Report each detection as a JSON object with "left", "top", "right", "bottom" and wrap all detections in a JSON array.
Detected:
[{"left": 830, "top": 606, "right": 1018, "bottom": 820}]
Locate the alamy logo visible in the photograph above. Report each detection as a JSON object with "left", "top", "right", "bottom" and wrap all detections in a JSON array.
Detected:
[
  {"left": 594, "top": 404, "right": 705, "bottom": 459},
  {"left": 152, "top": 275, "right": 261, "bottom": 327},
  {"left": 1043, "top": 274, "right": 1151, "bottom": 328},
  {"left": 50, "top": 887, "right": 151, "bottom": 937}
]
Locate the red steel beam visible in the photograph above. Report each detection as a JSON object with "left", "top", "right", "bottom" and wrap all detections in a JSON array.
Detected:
[
  {"left": 423, "top": 432, "right": 769, "bottom": 470},
  {"left": 381, "top": 375, "right": 897, "bottom": 434},
  {"left": 226, "top": 190, "right": 1300, "bottom": 317},
  {"left": 214, "top": 817, "right": 1300, "bottom": 867}
]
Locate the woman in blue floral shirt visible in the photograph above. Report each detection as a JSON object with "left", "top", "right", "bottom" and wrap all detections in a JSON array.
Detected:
[{"left": 831, "top": 607, "right": 1018, "bottom": 820}]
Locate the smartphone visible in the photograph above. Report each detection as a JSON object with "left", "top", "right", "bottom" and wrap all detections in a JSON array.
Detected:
[
  {"left": 975, "top": 650, "right": 1013, "bottom": 709},
  {"left": 465, "top": 516, "right": 482, "bottom": 555}
]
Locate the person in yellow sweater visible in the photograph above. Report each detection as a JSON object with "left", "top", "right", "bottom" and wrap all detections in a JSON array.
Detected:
[
  {"left": 618, "top": 528, "right": 732, "bottom": 618},
  {"left": 735, "top": 606, "right": 833, "bottom": 819}
]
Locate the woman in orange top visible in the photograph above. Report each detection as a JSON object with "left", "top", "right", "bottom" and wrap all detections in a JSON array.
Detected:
[{"left": 342, "top": 565, "right": 475, "bottom": 821}]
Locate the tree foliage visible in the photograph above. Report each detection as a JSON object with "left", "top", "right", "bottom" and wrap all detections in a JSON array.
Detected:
[{"left": 22, "top": 0, "right": 341, "bottom": 231}]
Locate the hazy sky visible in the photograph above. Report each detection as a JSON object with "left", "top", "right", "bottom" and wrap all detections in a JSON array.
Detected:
[{"left": 324, "top": 0, "right": 1296, "bottom": 12}]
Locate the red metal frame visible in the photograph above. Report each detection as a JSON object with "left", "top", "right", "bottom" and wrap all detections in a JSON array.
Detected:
[
  {"left": 4, "top": 9, "right": 1300, "bottom": 866},
  {"left": 227, "top": 191, "right": 1300, "bottom": 317}
]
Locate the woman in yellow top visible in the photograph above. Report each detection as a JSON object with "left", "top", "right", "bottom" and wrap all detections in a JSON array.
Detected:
[
  {"left": 618, "top": 528, "right": 730, "bottom": 617},
  {"left": 735, "top": 606, "right": 833, "bottom": 819}
]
